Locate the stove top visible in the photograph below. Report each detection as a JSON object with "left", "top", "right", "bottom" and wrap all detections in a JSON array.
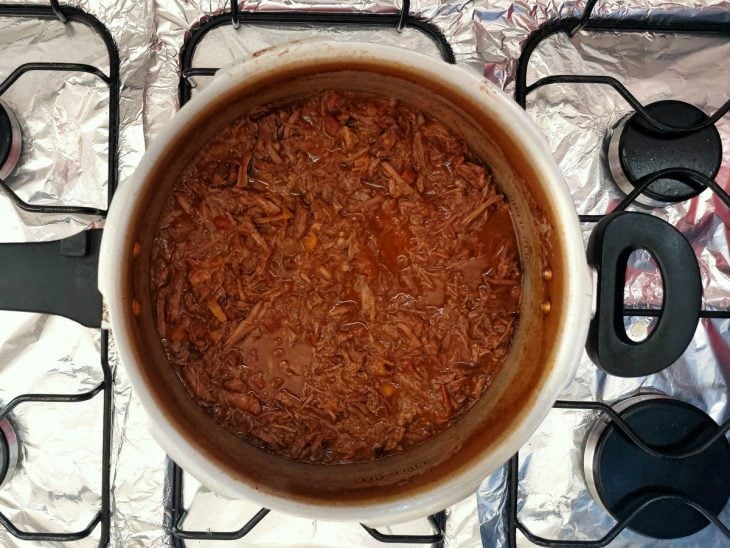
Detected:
[
  {"left": 0, "top": 1, "right": 728, "bottom": 547},
  {"left": 583, "top": 394, "right": 730, "bottom": 540}
]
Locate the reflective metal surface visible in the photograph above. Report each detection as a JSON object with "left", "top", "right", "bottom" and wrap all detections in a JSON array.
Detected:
[
  {"left": 0, "top": 417, "right": 18, "bottom": 490},
  {"left": 0, "top": 0, "right": 727, "bottom": 546},
  {"left": 476, "top": 1, "right": 729, "bottom": 545},
  {"left": 582, "top": 393, "right": 669, "bottom": 514},
  {"left": 0, "top": 100, "right": 22, "bottom": 182},
  {"left": 606, "top": 114, "right": 665, "bottom": 207}
]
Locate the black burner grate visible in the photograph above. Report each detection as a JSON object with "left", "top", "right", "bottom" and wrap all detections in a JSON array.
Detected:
[
  {"left": 0, "top": 2, "right": 120, "bottom": 217},
  {"left": 506, "top": 400, "right": 730, "bottom": 547},
  {"left": 507, "top": 3, "right": 730, "bottom": 545},
  {"left": 0, "top": 331, "right": 113, "bottom": 545},
  {"left": 164, "top": 2, "right": 452, "bottom": 545},
  {"left": 165, "top": 460, "right": 447, "bottom": 547},
  {"left": 513, "top": 2, "right": 730, "bottom": 327},
  {"left": 0, "top": 2, "right": 119, "bottom": 545},
  {"left": 514, "top": 8, "right": 730, "bottom": 221},
  {"left": 177, "top": 6, "right": 455, "bottom": 105}
]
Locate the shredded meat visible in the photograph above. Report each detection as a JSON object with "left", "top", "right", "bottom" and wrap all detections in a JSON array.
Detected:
[{"left": 150, "top": 91, "right": 522, "bottom": 464}]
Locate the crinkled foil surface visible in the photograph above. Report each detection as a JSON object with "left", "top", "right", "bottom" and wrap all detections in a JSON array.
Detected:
[
  {"left": 475, "top": 1, "right": 730, "bottom": 547},
  {"left": 0, "top": 0, "right": 727, "bottom": 546}
]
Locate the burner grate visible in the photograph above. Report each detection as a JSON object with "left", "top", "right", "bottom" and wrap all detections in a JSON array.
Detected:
[
  {"left": 0, "top": 330, "right": 113, "bottom": 545},
  {"left": 0, "top": 2, "right": 120, "bottom": 218},
  {"left": 165, "top": 460, "right": 271, "bottom": 543},
  {"left": 164, "top": 3, "right": 453, "bottom": 545},
  {"left": 0, "top": 2, "right": 119, "bottom": 545},
  {"left": 505, "top": 3, "right": 730, "bottom": 545},
  {"left": 514, "top": 11, "right": 730, "bottom": 222},
  {"left": 513, "top": 4, "right": 730, "bottom": 326},
  {"left": 165, "top": 460, "right": 447, "bottom": 546},
  {"left": 177, "top": 7, "right": 455, "bottom": 105},
  {"left": 518, "top": 72, "right": 730, "bottom": 218},
  {"left": 506, "top": 399, "right": 730, "bottom": 547}
]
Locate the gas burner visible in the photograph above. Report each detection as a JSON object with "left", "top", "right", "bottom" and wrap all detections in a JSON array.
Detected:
[
  {"left": 583, "top": 394, "right": 730, "bottom": 539},
  {"left": 0, "top": 100, "right": 21, "bottom": 181},
  {"left": 0, "top": 417, "right": 18, "bottom": 489},
  {"left": 607, "top": 100, "right": 722, "bottom": 207}
]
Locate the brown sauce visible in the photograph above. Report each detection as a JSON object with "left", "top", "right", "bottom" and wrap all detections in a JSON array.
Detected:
[{"left": 150, "top": 91, "right": 522, "bottom": 464}]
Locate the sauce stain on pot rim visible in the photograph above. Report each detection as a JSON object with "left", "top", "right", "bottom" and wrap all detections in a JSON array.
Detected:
[{"left": 102, "top": 42, "right": 590, "bottom": 523}]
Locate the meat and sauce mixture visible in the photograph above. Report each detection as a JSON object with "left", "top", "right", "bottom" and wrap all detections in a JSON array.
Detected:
[{"left": 151, "top": 91, "right": 522, "bottom": 464}]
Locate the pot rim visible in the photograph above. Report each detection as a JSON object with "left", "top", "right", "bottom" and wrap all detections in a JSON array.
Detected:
[{"left": 100, "top": 41, "right": 592, "bottom": 525}]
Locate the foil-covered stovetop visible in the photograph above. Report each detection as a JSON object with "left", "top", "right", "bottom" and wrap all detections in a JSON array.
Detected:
[{"left": 0, "top": 1, "right": 727, "bottom": 546}]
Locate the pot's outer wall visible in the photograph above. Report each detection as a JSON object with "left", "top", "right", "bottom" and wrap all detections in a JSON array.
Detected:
[{"left": 100, "top": 43, "right": 591, "bottom": 525}]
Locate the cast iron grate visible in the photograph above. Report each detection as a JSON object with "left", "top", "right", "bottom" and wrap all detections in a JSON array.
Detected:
[
  {"left": 0, "top": 2, "right": 118, "bottom": 545},
  {"left": 165, "top": 460, "right": 447, "bottom": 546},
  {"left": 164, "top": 1, "right": 452, "bottom": 545},
  {"left": 514, "top": 1, "right": 730, "bottom": 228},
  {"left": 508, "top": 1, "right": 730, "bottom": 545},
  {"left": 506, "top": 400, "right": 730, "bottom": 547},
  {"left": 177, "top": 3, "right": 455, "bottom": 105},
  {"left": 0, "top": 331, "right": 113, "bottom": 545},
  {"left": 0, "top": 2, "right": 120, "bottom": 216},
  {"left": 515, "top": 0, "right": 729, "bottom": 327}
]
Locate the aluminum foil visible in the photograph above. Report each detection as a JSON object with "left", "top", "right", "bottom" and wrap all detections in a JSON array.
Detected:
[
  {"left": 170, "top": 473, "right": 480, "bottom": 547},
  {"left": 475, "top": 0, "right": 730, "bottom": 546},
  {"left": 0, "top": 1, "right": 156, "bottom": 546},
  {"left": 0, "top": 0, "right": 727, "bottom": 546},
  {"left": 0, "top": 14, "right": 108, "bottom": 242},
  {"left": 0, "top": 0, "right": 481, "bottom": 546}
]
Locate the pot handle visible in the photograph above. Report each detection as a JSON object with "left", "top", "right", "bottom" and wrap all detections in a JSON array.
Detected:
[
  {"left": 0, "top": 229, "right": 103, "bottom": 328},
  {"left": 586, "top": 212, "right": 701, "bottom": 377}
]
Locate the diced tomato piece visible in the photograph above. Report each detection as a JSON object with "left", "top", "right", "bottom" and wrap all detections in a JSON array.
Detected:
[
  {"left": 401, "top": 166, "right": 417, "bottom": 185},
  {"left": 324, "top": 115, "right": 341, "bottom": 137},
  {"left": 213, "top": 215, "right": 233, "bottom": 230}
]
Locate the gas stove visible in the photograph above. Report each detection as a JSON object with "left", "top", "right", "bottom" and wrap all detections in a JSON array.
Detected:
[{"left": 0, "top": 1, "right": 728, "bottom": 547}]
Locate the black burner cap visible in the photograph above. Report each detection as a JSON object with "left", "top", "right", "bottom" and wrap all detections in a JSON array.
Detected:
[
  {"left": 618, "top": 100, "right": 722, "bottom": 203},
  {"left": 0, "top": 103, "right": 12, "bottom": 169},
  {"left": 0, "top": 423, "right": 9, "bottom": 485},
  {"left": 592, "top": 398, "right": 730, "bottom": 539}
]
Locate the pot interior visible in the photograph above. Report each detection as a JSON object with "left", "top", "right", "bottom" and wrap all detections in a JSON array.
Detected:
[{"left": 124, "top": 61, "right": 568, "bottom": 507}]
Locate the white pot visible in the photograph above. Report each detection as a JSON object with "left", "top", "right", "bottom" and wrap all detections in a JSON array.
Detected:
[{"left": 99, "top": 41, "right": 592, "bottom": 525}]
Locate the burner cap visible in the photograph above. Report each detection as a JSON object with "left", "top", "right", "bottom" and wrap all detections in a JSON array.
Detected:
[
  {"left": 0, "top": 417, "right": 18, "bottom": 488},
  {"left": 0, "top": 106, "right": 12, "bottom": 167},
  {"left": 584, "top": 395, "right": 730, "bottom": 539},
  {"left": 607, "top": 100, "right": 722, "bottom": 207},
  {"left": 0, "top": 100, "right": 22, "bottom": 181}
]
